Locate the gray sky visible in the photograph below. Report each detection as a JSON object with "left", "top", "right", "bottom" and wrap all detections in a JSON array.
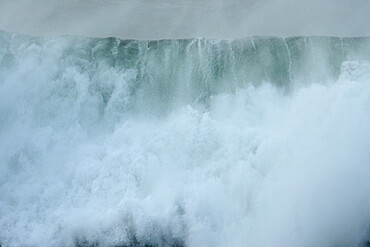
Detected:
[{"left": 0, "top": 0, "right": 369, "bottom": 39}]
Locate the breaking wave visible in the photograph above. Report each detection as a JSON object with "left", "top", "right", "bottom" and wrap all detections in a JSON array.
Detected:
[{"left": 0, "top": 31, "right": 369, "bottom": 246}]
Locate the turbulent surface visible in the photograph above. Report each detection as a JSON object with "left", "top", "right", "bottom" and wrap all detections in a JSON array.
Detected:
[{"left": 0, "top": 31, "right": 369, "bottom": 246}]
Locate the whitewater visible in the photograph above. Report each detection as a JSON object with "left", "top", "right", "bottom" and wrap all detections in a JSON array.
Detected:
[{"left": 0, "top": 31, "right": 369, "bottom": 246}]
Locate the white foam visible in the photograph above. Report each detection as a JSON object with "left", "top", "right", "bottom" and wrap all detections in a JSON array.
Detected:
[{"left": 0, "top": 51, "right": 369, "bottom": 246}]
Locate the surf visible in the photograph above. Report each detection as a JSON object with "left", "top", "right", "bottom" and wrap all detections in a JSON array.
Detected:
[{"left": 0, "top": 30, "right": 369, "bottom": 246}]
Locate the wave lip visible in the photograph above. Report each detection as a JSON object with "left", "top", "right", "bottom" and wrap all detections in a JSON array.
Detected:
[{"left": 0, "top": 31, "right": 369, "bottom": 109}]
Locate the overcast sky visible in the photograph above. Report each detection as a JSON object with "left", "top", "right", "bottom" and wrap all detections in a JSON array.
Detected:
[{"left": 0, "top": 0, "right": 369, "bottom": 39}]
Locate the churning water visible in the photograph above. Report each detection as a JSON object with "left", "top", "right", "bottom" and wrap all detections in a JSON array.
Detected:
[{"left": 0, "top": 31, "right": 369, "bottom": 246}]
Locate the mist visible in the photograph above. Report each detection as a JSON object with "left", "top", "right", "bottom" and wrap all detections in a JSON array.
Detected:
[{"left": 0, "top": 0, "right": 369, "bottom": 39}]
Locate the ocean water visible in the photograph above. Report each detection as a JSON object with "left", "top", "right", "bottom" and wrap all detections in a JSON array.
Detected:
[{"left": 0, "top": 31, "right": 369, "bottom": 246}]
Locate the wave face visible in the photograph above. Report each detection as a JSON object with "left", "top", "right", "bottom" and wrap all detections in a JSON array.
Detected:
[{"left": 0, "top": 31, "right": 369, "bottom": 246}]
